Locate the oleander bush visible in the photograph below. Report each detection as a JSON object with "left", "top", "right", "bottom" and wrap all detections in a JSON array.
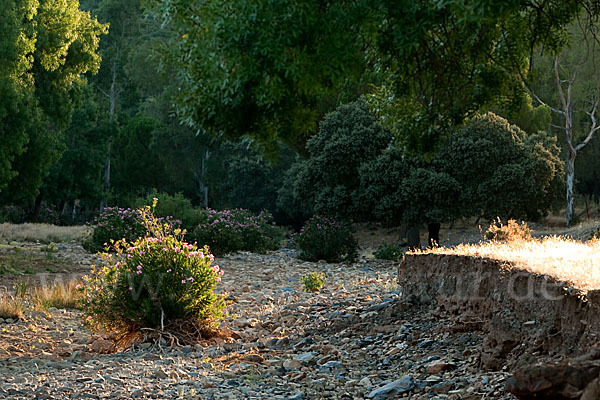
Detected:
[
  {"left": 294, "top": 216, "right": 358, "bottom": 263},
  {"left": 82, "top": 204, "right": 180, "bottom": 253},
  {"left": 190, "top": 209, "right": 284, "bottom": 255},
  {"left": 79, "top": 203, "right": 225, "bottom": 333}
]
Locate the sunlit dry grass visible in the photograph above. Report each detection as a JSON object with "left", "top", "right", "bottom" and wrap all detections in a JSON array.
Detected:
[
  {"left": 30, "top": 281, "right": 81, "bottom": 311},
  {"left": 0, "top": 223, "right": 89, "bottom": 244},
  {"left": 416, "top": 236, "right": 600, "bottom": 290},
  {"left": 0, "top": 295, "right": 25, "bottom": 319}
]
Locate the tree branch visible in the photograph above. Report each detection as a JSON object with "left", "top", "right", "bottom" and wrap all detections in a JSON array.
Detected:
[{"left": 576, "top": 99, "right": 600, "bottom": 151}]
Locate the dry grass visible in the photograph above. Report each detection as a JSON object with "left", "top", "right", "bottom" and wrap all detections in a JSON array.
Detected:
[
  {"left": 30, "top": 281, "right": 81, "bottom": 311},
  {"left": 0, "top": 223, "right": 89, "bottom": 244},
  {"left": 0, "top": 294, "right": 25, "bottom": 319},
  {"left": 417, "top": 236, "right": 600, "bottom": 290}
]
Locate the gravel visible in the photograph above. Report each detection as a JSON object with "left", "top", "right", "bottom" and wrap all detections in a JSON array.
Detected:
[{"left": 0, "top": 248, "right": 518, "bottom": 399}]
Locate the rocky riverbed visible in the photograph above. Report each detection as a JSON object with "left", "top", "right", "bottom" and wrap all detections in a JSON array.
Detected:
[{"left": 0, "top": 246, "right": 520, "bottom": 399}]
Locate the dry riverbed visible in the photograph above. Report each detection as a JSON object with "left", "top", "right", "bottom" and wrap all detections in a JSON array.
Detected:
[{"left": 0, "top": 244, "right": 517, "bottom": 399}]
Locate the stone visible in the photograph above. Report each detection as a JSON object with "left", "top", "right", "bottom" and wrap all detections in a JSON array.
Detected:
[
  {"left": 283, "top": 359, "right": 302, "bottom": 371},
  {"left": 582, "top": 377, "right": 600, "bottom": 400},
  {"left": 89, "top": 339, "right": 114, "bottom": 354},
  {"left": 359, "top": 377, "right": 372, "bottom": 387},
  {"left": 294, "top": 352, "right": 318, "bottom": 366},
  {"left": 367, "top": 376, "right": 415, "bottom": 399},
  {"left": 243, "top": 354, "right": 265, "bottom": 363},
  {"left": 425, "top": 361, "right": 457, "bottom": 374}
]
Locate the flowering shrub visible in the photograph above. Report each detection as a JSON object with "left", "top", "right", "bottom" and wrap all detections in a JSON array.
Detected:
[
  {"left": 39, "top": 204, "right": 61, "bottom": 225},
  {"left": 294, "top": 216, "right": 358, "bottom": 262},
  {"left": 82, "top": 207, "right": 147, "bottom": 253},
  {"left": 190, "top": 209, "right": 283, "bottom": 255},
  {"left": 79, "top": 203, "right": 225, "bottom": 333},
  {"left": 301, "top": 272, "right": 326, "bottom": 292}
]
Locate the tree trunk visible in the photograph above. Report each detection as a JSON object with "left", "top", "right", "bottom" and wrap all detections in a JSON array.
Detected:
[
  {"left": 99, "top": 59, "right": 118, "bottom": 212},
  {"left": 31, "top": 193, "right": 43, "bottom": 222},
  {"left": 194, "top": 148, "right": 210, "bottom": 208},
  {"left": 566, "top": 147, "right": 576, "bottom": 227},
  {"left": 427, "top": 222, "right": 441, "bottom": 247},
  {"left": 398, "top": 223, "right": 408, "bottom": 241},
  {"left": 101, "top": 141, "right": 111, "bottom": 211},
  {"left": 72, "top": 199, "right": 80, "bottom": 222},
  {"left": 407, "top": 226, "right": 421, "bottom": 251}
]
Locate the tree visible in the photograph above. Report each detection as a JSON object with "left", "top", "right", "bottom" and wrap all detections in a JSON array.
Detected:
[
  {"left": 149, "top": 0, "right": 591, "bottom": 154},
  {"left": 42, "top": 86, "right": 107, "bottom": 222},
  {"left": 0, "top": 0, "right": 106, "bottom": 204},
  {"left": 288, "top": 100, "right": 393, "bottom": 220},
  {"left": 437, "top": 113, "right": 564, "bottom": 221},
  {"left": 93, "top": 0, "right": 145, "bottom": 209},
  {"left": 146, "top": 0, "right": 375, "bottom": 152},
  {"left": 530, "top": 48, "right": 600, "bottom": 225}
]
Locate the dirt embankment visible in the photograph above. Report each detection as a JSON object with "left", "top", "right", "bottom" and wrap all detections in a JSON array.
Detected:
[{"left": 398, "top": 254, "right": 600, "bottom": 370}]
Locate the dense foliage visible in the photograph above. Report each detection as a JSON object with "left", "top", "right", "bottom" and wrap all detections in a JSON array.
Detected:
[
  {"left": 294, "top": 216, "right": 358, "bottom": 263},
  {"left": 0, "top": 0, "right": 597, "bottom": 235},
  {"left": 289, "top": 100, "right": 393, "bottom": 220},
  {"left": 79, "top": 205, "right": 225, "bottom": 332},
  {"left": 0, "top": 0, "right": 106, "bottom": 201},
  {"left": 438, "top": 113, "right": 564, "bottom": 221}
]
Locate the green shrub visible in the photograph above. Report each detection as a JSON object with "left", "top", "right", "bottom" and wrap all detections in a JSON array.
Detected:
[
  {"left": 373, "top": 242, "right": 404, "bottom": 261},
  {"left": 0, "top": 205, "right": 26, "bottom": 224},
  {"left": 82, "top": 207, "right": 147, "bottom": 253},
  {"left": 294, "top": 216, "right": 358, "bottom": 263},
  {"left": 79, "top": 205, "right": 225, "bottom": 332},
  {"left": 301, "top": 272, "right": 325, "bottom": 292},
  {"left": 484, "top": 219, "right": 532, "bottom": 242},
  {"left": 134, "top": 191, "right": 207, "bottom": 230},
  {"left": 190, "top": 209, "right": 283, "bottom": 255}
]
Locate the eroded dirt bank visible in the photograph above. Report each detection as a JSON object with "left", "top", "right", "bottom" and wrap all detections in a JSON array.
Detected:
[
  {"left": 399, "top": 253, "right": 600, "bottom": 398},
  {"left": 399, "top": 254, "right": 600, "bottom": 369}
]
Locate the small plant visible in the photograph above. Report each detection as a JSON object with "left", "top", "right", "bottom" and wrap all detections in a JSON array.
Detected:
[
  {"left": 484, "top": 219, "right": 532, "bottom": 242},
  {"left": 301, "top": 272, "right": 326, "bottom": 292},
  {"left": 374, "top": 242, "right": 404, "bottom": 261},
  {"left": 42, "top": 243, "right": 58, "bottom": 260},
  {"left": 190, "top": 209, "right": 283, "bottom": 255},
  {"left": 13, "top": 281, "right": 28, "bottom": 299},
  {"left": 31, "top": 281, "right": 81, "bottom": 311},
  {"left": 294, "top": 216, "right": 358, "bottom": 263},
  {"left": 79, "top": 201, "right": 225, "bottom": 335},
  {"left": 0, "top": 294, "right": 24, "bottom": 319}
]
